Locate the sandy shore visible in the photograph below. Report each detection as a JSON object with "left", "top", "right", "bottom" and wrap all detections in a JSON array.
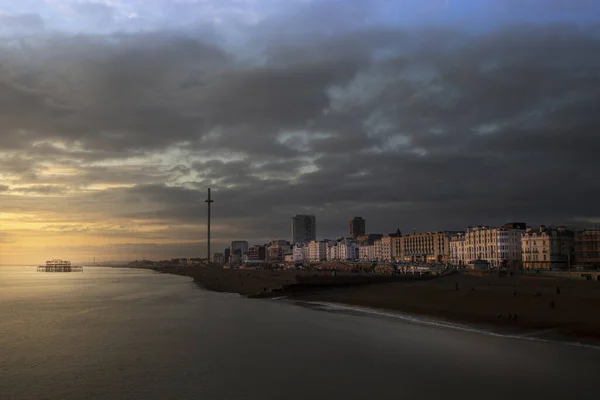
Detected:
[
  {"left": 290, "top": 273, "right": 600, "bottom": 340},
  {"left": 147, "top": 266, "right": 600, "bottom": 340}
]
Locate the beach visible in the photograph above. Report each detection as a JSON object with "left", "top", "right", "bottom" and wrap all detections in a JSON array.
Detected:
[{"left": 151, "top": 266, "right": 600, "bottom": 340}]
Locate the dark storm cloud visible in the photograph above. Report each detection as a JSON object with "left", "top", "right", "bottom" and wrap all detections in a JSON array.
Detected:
[
  {"left": 1, "top": 16, "right": 600, "bottom": 255},
  {"left": 0, "top": 33, "right": 229, "bottom": 152}
]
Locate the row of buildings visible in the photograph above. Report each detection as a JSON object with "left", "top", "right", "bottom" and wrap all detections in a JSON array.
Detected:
[{"left": 216, "top": 215, "right": 600, "bottom": 270}]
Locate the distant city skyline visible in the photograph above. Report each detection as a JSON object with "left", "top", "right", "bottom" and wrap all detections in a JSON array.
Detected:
[{"left": 1, "top": 1, "right": 600, "bottom": 264}]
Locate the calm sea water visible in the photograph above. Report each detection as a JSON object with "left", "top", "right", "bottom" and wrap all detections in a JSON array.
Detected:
[{"left": 1, "top": 266, "right": 599, "bottom": 400}]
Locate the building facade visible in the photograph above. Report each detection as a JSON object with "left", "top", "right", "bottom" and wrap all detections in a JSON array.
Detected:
[
  {"left": 373, "top": 239, "right": 382, "bottom": 261},
  {"left": 401, "top": 231, "right": 454, "bottom": 263},
  {"left": 308, "top": 240, "right": 327, "bottom": 262},
  {"left": 268, "top": 240, "right": 291, "bottom": 262},
  {"left": 292, "top": 215, "right": 316, "bottom": 244},
  {"left": 574, "top": 228, "right": 600, "bottom": 268},
  {"left": 391, "top": 237, "right": 402, "bottom": 262},
  {"left": 449, "top": 233, "right": 466, "bottom": 266},
  {"left": 231, "top": 241, "right": 249, "bottom": 255},
  {"left": 373, "top": 236, "right": 393, "bottom": 262},
  {"left": 293, "top": 244, "right": 307, "bottom": 262},
  {"left": 326, "top": 242, "right": 339, "bottom": 261},
  {"left": 338, "top": 240, "right": 359, "bottom": 260},
  {"left": 382, "top": 236, "right": 393, "bottom": 262},
  {"left": 348, "top": 217, "right": 366, "bottom": 239},
  {"left": 230, "top": 241, "right": 249, "bottom": 265},
  {"left": 465, "top": 223, "right": 526, "bottom": 269},
  {"left": 247, "top": 245, "right": 266, "bottom": 262},
  {"left": 522, "top": 226, "right": 574, "bottom": 270},
  {"left": 359, "top": 244, "right": 375, "bottom": 261}
]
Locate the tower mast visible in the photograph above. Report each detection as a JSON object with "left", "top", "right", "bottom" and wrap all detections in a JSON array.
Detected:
[{"left": 205, "top": 188, "right": 214, "bottom": 264}]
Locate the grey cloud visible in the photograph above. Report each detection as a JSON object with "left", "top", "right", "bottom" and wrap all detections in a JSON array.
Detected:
[
  {"left": 1, "top": 20, "right": 600, "bottom": 258},
  {"left": 0, "top": 33, "right": 229, "bottom": 153},
  {"left": 11, "top": 185, "right": 66, "bottom": 194},
  {"left": 0, "top": 13, "right": 45, "bottom": 34},
  {"left": 67, "top": 1, "right": 116, "bottom": 25}
]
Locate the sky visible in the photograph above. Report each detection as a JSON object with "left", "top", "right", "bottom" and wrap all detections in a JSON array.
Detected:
[{"left": 1, "top": 0, "right": 600, "bottom": 264}]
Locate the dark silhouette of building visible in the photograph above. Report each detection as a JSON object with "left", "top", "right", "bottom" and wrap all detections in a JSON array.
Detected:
[
  {"left": 248, "top": 245, "right": 266, "bottom": 261},
  {"left": 349, "top": 217, "right": 366, "bottom": 238},
  {"left": 575, "top": 228, "right": 600, "bottom": 267},
  {"left": 292, "top": 215, "right": 316, "bottom": 243}
]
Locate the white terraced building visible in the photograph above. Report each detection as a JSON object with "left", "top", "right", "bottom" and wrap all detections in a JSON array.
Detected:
[
  {"left": 327, "top": 242, "right": 339, "bottom": 261},
  {"left": 464, "top": 223, "right": 526, "bottom": 269},
  {"left": 325, "top": 239, "right": 359, "bottom": 261},
  {"left": 338, "top": 240, "right": 359, "bottom": 261}
]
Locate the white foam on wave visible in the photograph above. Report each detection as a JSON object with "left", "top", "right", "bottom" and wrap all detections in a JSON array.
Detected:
[{"left": 289, "top": 300, "right": 600, "bottom": 351}]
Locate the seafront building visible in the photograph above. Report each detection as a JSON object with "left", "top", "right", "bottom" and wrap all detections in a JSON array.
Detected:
[
  {"left": 326, "top": 242, "right": 339, "bottom": 261},
  {"left": 292, "top": 215, "right": 317, "bottom": 244},
  {"left": 521, "top": 226, "right": 574, "bottom": 270},
  {"left": 247, "top": 245, "right": 266, "bottom": 262},
  {"left": 464, "top": 223, "right": 526, "bottom": 269},
  {"left": 373, "top": 239, "right": 382, "bottom": 261},
  {"left": 308, "top": 240, "right": 327, "bottom": 261},
  {"left": 391, "top": 231, "right": 403, "bottom": 261},
  {"left": 574, "top": 228, "right": 600, "bottom": 268},
  {"left": 338, "top": 240, "right": 359, "bottom": 260},
  {"left": 400, "top": 231, "right": 456, "bottom": 263},
  {"left": 359, "top": 244, "right": 375, "bottom": 261},
  {"left": 377, "top": 231, "right": 401, "bottom": 262},
  {"left": 231, "top": 241, "right": 249, "bottom": 256},
  {"left": 372, "top": 237, "right": 391, "bottom": 262},
  {"left": 293, "top": 243, "right": 307, "bottom": 262},
  {"left": 449, "top": 233, "right": 466, "bottom": 266},
  {"left": 267, "top": 240, "right": 291, "bottom": 262},
  {"left": 327, "top": 238, "right": 359, "bottom": 261},
  {"left": 230, "top": 240, "right": 249, "bottom": 266}
]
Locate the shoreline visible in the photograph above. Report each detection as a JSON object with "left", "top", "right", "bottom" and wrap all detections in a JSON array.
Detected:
[
  {"left": 140, "top": 266, "right": 600, "bottom": 343},
  {"left": 284, "top": 300, "right": 600, "bottom": 350}
]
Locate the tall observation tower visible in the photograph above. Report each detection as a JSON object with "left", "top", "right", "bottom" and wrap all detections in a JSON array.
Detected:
[{"left": 205, "top": 188, "right": 214, "bottom": 264}]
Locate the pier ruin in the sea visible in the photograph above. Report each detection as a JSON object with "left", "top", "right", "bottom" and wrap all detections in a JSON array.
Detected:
[{"left": 37, "top": 259, "right": 83, "bottom": 272}]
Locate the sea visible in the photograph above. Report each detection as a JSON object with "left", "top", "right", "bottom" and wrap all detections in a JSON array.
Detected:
[{"left": 1, "top": 266, "right": 599, "bottom": 400}]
